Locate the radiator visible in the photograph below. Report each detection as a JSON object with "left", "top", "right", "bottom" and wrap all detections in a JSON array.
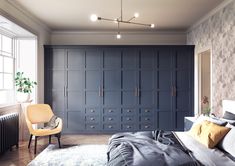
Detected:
[{"left": 0, "top": 113, "right": 19, "bottom": 154}]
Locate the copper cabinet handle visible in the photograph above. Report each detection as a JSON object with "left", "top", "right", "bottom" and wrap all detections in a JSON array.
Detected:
[
  {"left": 173, "top": 86, "right": 176, "bottom": 97},
  {"left": 134, "top": 87, "right": 138, "bottom": 96},
  {"left": 99, "top": 86, "right": 101, "bottom": 97},
  {"left": 171, "top": 85, "right": 177, "bottom": 96}
]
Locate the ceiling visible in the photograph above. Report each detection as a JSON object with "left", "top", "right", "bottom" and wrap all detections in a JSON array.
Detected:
[{"left": 13, "top": 0, "right": 225, "bottom": 31}]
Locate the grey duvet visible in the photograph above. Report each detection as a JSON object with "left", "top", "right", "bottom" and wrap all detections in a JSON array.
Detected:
[{"left": 107, "top": 131, "right": 200, "bottom": 166}]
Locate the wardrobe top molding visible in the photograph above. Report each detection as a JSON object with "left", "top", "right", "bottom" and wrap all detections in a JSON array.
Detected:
[{"left": 44, "top": 45, "right": 195, "bottom": 49}]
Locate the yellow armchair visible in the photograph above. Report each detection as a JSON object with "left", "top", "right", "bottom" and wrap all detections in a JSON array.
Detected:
[{"left": 25, "top": 104, "right": 62, "bottom": 154}]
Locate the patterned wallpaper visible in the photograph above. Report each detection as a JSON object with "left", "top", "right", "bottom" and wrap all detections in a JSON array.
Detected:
[{"left": 187, "top": 1, "right": 235, "bottom": 116}]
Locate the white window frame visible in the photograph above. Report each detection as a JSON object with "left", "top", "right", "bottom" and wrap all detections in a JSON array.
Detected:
[{"left": 0, "top": 30, "right": 16, "bottom": 105}]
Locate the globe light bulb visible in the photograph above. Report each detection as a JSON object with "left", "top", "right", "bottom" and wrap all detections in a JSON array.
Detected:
[
  {"left": 150, "top": 24, "right": 155, "bottom": 28},
  {"left": 116, "top": 33, "right": 121, "bottom": 39},
  {"left": 134, "top": 13, "right": 139, "bottom": 18},
  {"left": 90, "top": 14, "right": 98, "bottom": 22}
]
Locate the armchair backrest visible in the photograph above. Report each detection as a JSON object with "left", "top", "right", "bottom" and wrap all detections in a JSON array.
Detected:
[{"left": 26, "top": 104, "right": 54, "bottom": 124}]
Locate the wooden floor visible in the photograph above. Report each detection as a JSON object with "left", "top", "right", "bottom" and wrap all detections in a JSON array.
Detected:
[{"left": 0, "top": 134, "right": 111, "bottom": 166}]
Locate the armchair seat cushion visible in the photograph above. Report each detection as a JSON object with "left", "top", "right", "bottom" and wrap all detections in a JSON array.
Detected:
[{"left": 31, "top": 118, "right": 63, "bottom": 136}]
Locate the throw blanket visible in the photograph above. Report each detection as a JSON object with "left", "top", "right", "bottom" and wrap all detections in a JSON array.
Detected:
[{"left": 107, "top": 131, "right": 201, "bottom": 166}]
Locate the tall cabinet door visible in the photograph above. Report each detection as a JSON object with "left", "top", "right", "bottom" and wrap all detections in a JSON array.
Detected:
[
  {"left": 173, "top": 47, "right": 194, "bottom": 130},
  {"left": 84, "top": 49, "right": 102, "bottom": 131},
  {"left": 102, "top": 48, "right": 122, "bottom": 131},
  {"left": 67, "top": 49, "right": 85, "bottom": 131},
  {"left": 156, "top": 48, "right": 174, "bottom": 130},
  {"left": 138, "top": 48, "right": 155, "bottom": 130},
  {"left": 121, "top": 48, "right": 139, "bottom": 131},
  {"left": 45, "top": 48, "right": 66, "bottom": 123}
]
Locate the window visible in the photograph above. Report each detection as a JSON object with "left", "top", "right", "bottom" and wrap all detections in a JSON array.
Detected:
[{"left": 0, "top": 33, "right": 15, "bottom": 105}]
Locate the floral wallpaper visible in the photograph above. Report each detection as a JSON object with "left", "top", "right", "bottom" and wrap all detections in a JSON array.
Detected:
[{"left": 187, "top": 1, "right": 235, "bottom": 116}]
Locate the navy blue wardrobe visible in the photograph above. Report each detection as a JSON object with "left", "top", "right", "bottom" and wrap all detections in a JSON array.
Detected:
[{"left": 44, "top": 45, "right": 194, "bottom": 133}]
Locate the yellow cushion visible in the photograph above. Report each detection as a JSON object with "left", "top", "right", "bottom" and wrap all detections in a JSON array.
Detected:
[{"left": 189, "top": 120, "right": 230, "bottom": 148}]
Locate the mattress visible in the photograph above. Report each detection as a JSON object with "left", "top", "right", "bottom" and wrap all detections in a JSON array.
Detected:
[{"left": 175, "top": 132, "right": 235, "bottom": 166}]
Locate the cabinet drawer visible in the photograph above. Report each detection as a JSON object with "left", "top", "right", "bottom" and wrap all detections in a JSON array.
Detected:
[
  {"left": 85, "top": 116, "right": 99, "bottom": 123},
  {"left": 122, "top": 108, "right": 136, "bottom": 115},
  {"left": 103, "top": 108, "right": 118, "bottom": 115},
  {"left": 121, "top": 124, "right": 135, "bottom": 131},
  {"left": 85, "top": 108, "right": 99, "bottom": 115},
  {"left": 85, "top": 124, "right": 100, "bottom": 130},
  {"left": 122, "top": 116, "right": 135, "bottom": 123},
  {"left": 140, "top": 124, "right": 154, "bottom": 130},
  {"left": 103, "top": 124, "right": 119, "bottom": 130},
  {"left": 103, "top": 116, "right": 119, "bottom": 123},
  {"left": 140, "top": 116, "right": 154, "bottom": 123},
  {"left": 140, "top": 108, "right": 153, "bottom": 115}
]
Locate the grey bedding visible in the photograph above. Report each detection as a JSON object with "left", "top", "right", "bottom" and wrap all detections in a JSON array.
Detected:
[
  {"left": 107, "top": 131, "right": 200, "bottom": 166},
  {"left": 175, "top": 132, "right": 235, "bottom": 166}
]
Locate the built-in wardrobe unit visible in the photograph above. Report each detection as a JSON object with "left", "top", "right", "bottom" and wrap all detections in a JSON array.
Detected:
[{"left": 44, "top": 45, "right": 194, "bottom": 133}]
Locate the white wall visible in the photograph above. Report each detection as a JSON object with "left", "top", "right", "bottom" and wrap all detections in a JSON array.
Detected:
[
  {"left": 51, "top": 31, "right": 186, "bottom": 45},
  {"left": 0, "top": 0, "right": 51, "bottom": 103}
]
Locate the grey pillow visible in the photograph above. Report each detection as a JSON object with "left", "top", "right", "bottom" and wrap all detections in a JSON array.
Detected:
[
  {"left": 218, "top": 124, "right": 235, "bottom": 157},
  {"left": 44, "top": 115, "right": 60, "bottom": 129},
  {"left": 223, "top": 111, "right": 235, "bottom": 120},
  {"left": 193, "top": 115, "right": 227, "bottom": 127}
]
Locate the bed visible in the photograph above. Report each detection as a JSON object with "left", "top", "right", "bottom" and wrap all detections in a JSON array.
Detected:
[{"left": 107, "top": 100, "right": 235, "bottom": 166}]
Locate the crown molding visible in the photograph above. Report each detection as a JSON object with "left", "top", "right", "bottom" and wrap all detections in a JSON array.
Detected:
[
  {"left": 187, "top": 0, "right": 234, "bottom": 32},
  {"left": 5, "top": 0, "right": 51, "bottom": 33},
  {"left": 51, "top": 30, "right": 186, "bottom": 35}
]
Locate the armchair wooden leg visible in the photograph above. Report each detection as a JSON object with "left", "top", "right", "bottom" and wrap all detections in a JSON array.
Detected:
[
  {"left": 56, "top": 133, "right": 61, "bottom": 148},
  {"left": 34, "top": 136, "right": 38, "bottom": 154},
  {"left": 28, "top": 134, "right": 33, "bottom": 149},
  {"left": 49, "top": 135, "right": 51, "bottom": 144}
]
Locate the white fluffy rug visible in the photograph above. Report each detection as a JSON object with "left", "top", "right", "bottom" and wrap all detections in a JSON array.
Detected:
[{"left": 28, "top": 144, "right": 108, "bottom": 166}]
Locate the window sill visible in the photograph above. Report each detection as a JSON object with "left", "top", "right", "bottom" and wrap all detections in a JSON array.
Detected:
[{"left": 0, "top": 103, "right": 20, "bottom": 109}]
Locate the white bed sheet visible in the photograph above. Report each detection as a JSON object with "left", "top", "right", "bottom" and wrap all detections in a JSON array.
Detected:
[{"left": 175, "top": 132, "right": 235, "bottom": 166}]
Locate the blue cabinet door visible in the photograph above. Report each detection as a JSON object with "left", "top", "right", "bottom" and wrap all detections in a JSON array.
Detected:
[
  {"left": 172, "top": 47, "right": 194, "bottom": 130},
  {"left": 139, "top": 48, "right": 155, "bottom": 130},
  {"left": 84, "top": 49, "right": 102, "bottom": 131},
  {"left": 67, "top": 49, "right": 85, "bottom": 131},
  {"left": 45, "top": 48, "right": 66, "bottom": 130},
  {"left": 156, "top": 48, "right": 174, "bottom": 130},
  {"left": 102, "top": 48, "right": 122, "bottom": 131},
  {"left": 121, "top": 48, "right": 139, "bottom": 131}
]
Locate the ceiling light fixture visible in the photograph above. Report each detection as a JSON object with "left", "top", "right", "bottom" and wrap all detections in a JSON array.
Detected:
[{"left": 90, "top": 0, "right": 155, "bottom": 39}]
